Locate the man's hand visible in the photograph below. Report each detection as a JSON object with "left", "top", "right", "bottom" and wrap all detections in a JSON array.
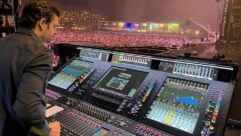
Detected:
[{"left": 48, "top": 121, "right": 61, "bottom": 136}]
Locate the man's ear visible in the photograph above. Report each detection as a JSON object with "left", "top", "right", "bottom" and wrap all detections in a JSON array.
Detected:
[{"left": 39, "top": 18, "right": 47, "bottom": 30}]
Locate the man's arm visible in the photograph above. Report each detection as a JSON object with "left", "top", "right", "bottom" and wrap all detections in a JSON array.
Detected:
[{"left": 13, "top": 49, "right": 53, "bottom": 136}]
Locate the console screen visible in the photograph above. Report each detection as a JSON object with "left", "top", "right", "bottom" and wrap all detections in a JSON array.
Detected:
[
  {"left": 146, "top": 77, "right": 209, "bottom": 133},
  {"left": 94, "top": 67, "right": 148, "bottom": 97},
  {"left": 49, "top": 59, "right": 92, "bottom": 89}
]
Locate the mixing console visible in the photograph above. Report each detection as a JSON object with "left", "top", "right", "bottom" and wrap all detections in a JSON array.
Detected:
[{"left": 46, "top": 47, "right": 236, "bottom": 136}]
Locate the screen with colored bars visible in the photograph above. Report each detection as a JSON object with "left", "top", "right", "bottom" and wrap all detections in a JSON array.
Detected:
[
  {"left": 48, "top": 59, "right": 92, "bottom": 89},
  {"left": 94, "top": 67, "right": 148, "bottom": 97},
  {"left": 146, "top": 77, "right": 209, "bottom": 134}
]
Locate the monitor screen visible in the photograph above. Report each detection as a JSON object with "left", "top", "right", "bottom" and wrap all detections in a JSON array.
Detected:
[
  {"left": 94, "top": 67, "right": 148, "bottom": 97},
  {"left": 48, "top": 59, "right": 92, "bottom": 89},
  {"left": 146, "top": 77, "right": 208, "bottom": 134}
]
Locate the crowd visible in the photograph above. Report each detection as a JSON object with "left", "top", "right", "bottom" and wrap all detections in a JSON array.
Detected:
[
  {"left": 60, "top": 10, "right": 105, "bottom": 30},
  {"left": 52, "top": 29, "right": 202, "bottom": 48}
]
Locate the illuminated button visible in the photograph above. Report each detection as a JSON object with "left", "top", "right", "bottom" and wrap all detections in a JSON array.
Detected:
[
  {"left": 201, "top": 130, "right": 206, "bottom": 135},
  {"left": 210, "top": 125, "right": 214, "bottom": 131},
  {"left": 206, "top": 108, "right": 210, "bottom": 113},
  {"left": 214, "top": 112, "right": 218, "bottom": 116},
  {"left": 211, "top": 120, "right": 216, "bottom": 124},
  {"left": 204, "top": 121, "right": 210, "bottom": 126},
  {"left": 212, "top": 116, "right": 217, "bottom": 120},
  {"left": 207, "top": 103, "right": 212, "bottom": 107}
]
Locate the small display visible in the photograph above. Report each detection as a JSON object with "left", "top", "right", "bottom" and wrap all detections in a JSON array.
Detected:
[
  {"left": 80, "top": 49, "right": 100, "bottom": 60},
  {"left": 79, "top": 49, "right": 110, "bottom": 61},
  {"left": 48, "top": 59, "right": 92, "bottom": 89},
  {"left": 146, "top": 77, "right": 208, "bottom": 134},
  {"left": 173, "top": 63, "right": 214, "bottom": 80},
  {"left": 94, "top": 67, "right": 148, "bottom": 97},
  {"left": 159, "top": 61, "right": 175, "bottom": 72},
  {"left": 112, "top": 55, "right": 150, "bottom": 67},
  {"left": 93, "top": 128, "right": 109, "bottom": 136}
]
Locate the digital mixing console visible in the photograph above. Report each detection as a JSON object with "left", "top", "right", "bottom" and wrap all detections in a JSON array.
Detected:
[{"left": 46, "top": 47, "right": 236, "bottom": 136}]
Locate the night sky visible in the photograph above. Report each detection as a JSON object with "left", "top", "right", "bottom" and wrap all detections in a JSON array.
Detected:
[{"left": 21, "top": 0, "right": 224, "bottom": 29}]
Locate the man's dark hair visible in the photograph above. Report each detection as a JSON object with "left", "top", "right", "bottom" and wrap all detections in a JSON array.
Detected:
[{"left": 19, "top": 0, "right": 60, "bottom": 29}]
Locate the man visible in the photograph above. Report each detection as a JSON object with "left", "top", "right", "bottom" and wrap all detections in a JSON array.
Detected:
[{"left": 0, "top": 0, "right": 61, "bottom": 135}]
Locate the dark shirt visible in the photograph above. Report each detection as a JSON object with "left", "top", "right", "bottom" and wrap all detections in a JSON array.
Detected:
[{"left": 0, "top": 28, "right": 53, "bottom": 136}]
